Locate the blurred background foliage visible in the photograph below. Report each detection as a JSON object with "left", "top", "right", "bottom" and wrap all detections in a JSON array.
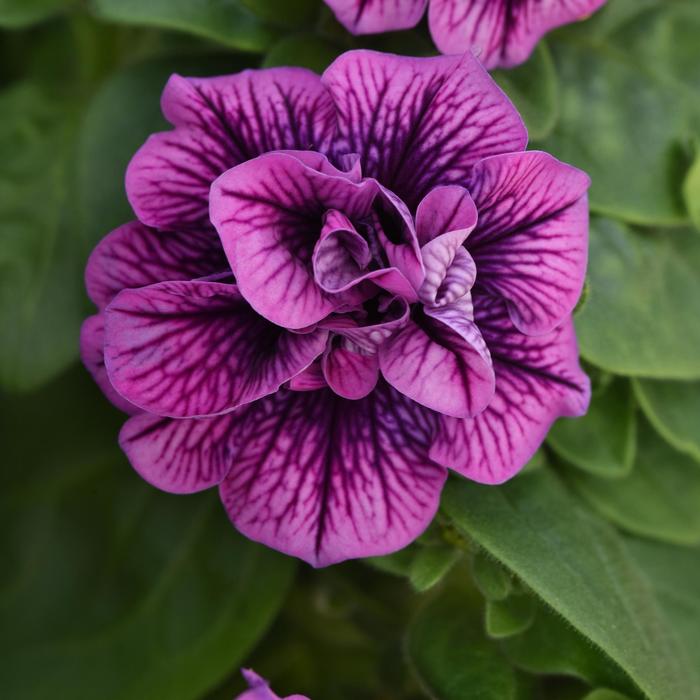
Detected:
[{"left": 1, "top": 0, "right": 699, "bottom": 698}]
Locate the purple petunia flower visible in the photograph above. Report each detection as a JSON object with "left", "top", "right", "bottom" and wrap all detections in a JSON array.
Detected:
[
  {"left": 81, "top": 50, "right": 590, "bottom": 567},
  {"left": 323, "top": 0, "right": 607, "bottom": 68},
  {"left": 236, "top": 669, "right": 309, "bottom": 700}
]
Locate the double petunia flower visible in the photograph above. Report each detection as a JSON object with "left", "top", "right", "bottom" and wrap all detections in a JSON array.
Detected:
[
  {"left": 82, "top": 50, "right": 590, "bottom": 567},
  {"left": 324, "top": 0, "right": 606, "bottom": 68}
]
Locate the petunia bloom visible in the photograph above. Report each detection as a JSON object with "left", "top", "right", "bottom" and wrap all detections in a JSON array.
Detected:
[
  {"left": 82, "top": 50, "right": 590, "bottom": 567},
  {"left": 323, "top": 0, "right": 607, "bottom": 68},
  {"left": 236, "top": 669, "right": 309, "bottom": 700}
]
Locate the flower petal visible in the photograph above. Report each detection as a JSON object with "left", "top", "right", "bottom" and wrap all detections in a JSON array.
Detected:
[
  {"left": 415, "top": 185, "right": 477, "bottom": 246},
  {"left": 466, "top": 151, "right": 590, "bottom": 335},
  {"left": 126, "top": 69, "right": 336, "bottom": 229},
  {"left": 119, "top": 411, "right": 238, "bottom": 494},
  {"left": 210, "top": 151, "right": 378, "bottom": 329},
  {"left": 104, "top": 280, "right": 327, "bottom": 418},
  {"left": 430, "top": 294, "right": 590, "bottom": 484},
  {"left": 85, "top": 221, "right": 227, "bottom": 311},
  {"left": 323, "top": 342, "right": 379, "bottom": 399},
  {"left": 219, "top": 383, "right": 447, "bottom": 567},
  {"left": 322, "top": 50, "right": 527, "bottom": 209},
  {"left": 379, "top": 296, "right": 495, "bottom": 418},
  {"left": 80, "top": 314, "right": 139, "bottom": 415},
  {"left": 428, "top": 0, "right": 607, "bottom": 69},
  {"left": 324, "top": 0, "right": 427, "bottom": 35}
]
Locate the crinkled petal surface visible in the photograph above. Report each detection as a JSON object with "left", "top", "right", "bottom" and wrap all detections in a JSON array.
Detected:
[
  {"left": 379, "top": 297, "right": 494, "bottom": 418},
  {"left": 466, "top": 151, "right": 590, "bottom": 335},
  {"left": 210, "top": 152, "right": 378, "bottom": 328},
  {"left": 126, "top": 69, "right": 336, "bottom": 229},
  {"left": 104, "top": 280, "right": 327, "bottom": 418},
  {"left": 120, "top": 411, "right": 238, "bottom": 494},
  {"left": 80, "top": 314, "right": 139, "bottom": 415},
  {"left": 428, "top": 0, "right": 607, "bottom": 69},
  {"left": 219, "top": 382, "right": 447, "bottom": 567},
  {"left": 430, "top": 294, "right": 590, "bottom": 483},
  {"left": 325, "top": 0, "right": 427, "bottom": 35},
  {"left": 322, "top": 50, "right": 527, "bottom": 210},
  {"left": 238, "top": 669, "right": 309, "bottom": 700},
  {"left": 85, "top": 221, "right": 227, "bottom": 310}
]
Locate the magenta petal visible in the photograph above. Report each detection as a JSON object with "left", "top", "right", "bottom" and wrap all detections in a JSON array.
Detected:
[
  {"left": 324, "top": 0, "right": 427, "bottom": 35},
  {"left": 120, "top": 411, "right": 237, "bottom": 494},
  {"left": 288, "top": 361, "right": 328, "bottom": 392},
  {"left": 430, "top": 294, "right": 590, "bottom": 484},
  {"left": 238, "top": 669, "right": 309, "bottom": 700},
  {"left": 210, "top": 152, "right": 378, "bottom": 329},
  {"left": 126, "top": 69, "right": 336, "bottom": 229},
  {"left": 85, "top": 221, "right": 227, "bottom": 311},
  {"left": 104, "top": 280, "right": 327, "bottom": 418},
  {"left": 466, "top": 151, "right": 590, "bottom": 335},
  {"left": 415, "top": 185, "right": 477, "bottom": 246},
  {"left": 322, "top": 50, "right": 527, "bottom": 209},
  {"left": 219, "top": 383, "right": 447, "bottom": 567},
  {"left": 323, "top": 343, "right": 379, "bottom": 399},
  {"left": 80, "top": 315, "right": 139, "bottom": 415},
  {"left": 428, "top": 0, "right": 607, "bottom": 69},
  {"left": 379, "top": 296, "right": 495, "bottom": 418}
]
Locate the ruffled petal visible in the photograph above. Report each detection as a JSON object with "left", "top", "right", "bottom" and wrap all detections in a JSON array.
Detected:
[
  {"left": 104, "top": 280, "right": 327, "bottom": 418},
  {"left": 428, "top": 0, "right": 607, "bottom": 69},
  {"left": 379, "top": 296, "right": 495, "bottom": 418},
  {"left": 324, "top": 0, "right": 427, "bottom": 35},
  {"left": 322, "top": 342, "right": 379, "bottom": 399},
  {"left": 85, "top": 221, "right": 226, "bottom": 311},
  {"left": 219, "top": 383, "right": 447, "bottom": 567},
  {"left": 322, "top": 50, "right": 527, "bottom": 209},
  {"left": 430, "top": 294, "right": 590, "bottom": 484},
  {"left": 466, "top": 151, "right": 590, "bottom": 335},
  {"left": 126, "top": 69, "right": 336, "bottom": 229}
]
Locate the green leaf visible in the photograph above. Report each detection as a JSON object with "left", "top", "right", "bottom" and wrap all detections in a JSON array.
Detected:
[
  {"left": 240, "top": 0, "right": 318, "bottom": 30},
  {"left": 409, "top": 546, "right": 462, "bottom": 593},
  {"left": 0, "top": 365, "right": 295, "bottom": 700},
  {"left": 582, "top": 691, "right": 635, "bottom": 700},
  {"left": 568, "top": 419, "right": 700, "bottom": 546},
  {"left": 0, "top": 84, "right": 85, "bottom": 392},
  {"left": 625, "top": 537, "right": 700, "bottom": 687},
  {"left": 0, "top": 0, "right": 70, "bottom": 28},
  {"left": 90, "top": 0, "right": 280, "bottom": 53},
  {"left": 406, "top": 590, "right": 520, "bottom": 700},
  {"left": 78, "top": 53, "right": 254, "bottom": 245},
  {"left": 493, "top": 43, "right": 559, "bottom": 141},
  {"left": 263, "top": 34, "right": 342, "bottom": 73},
  {"left": 575, "top": 219, "right": 700, "bottom": 379},
  {"left": 471, "top": 549, "right": 513, "bottom": 602},
  {"left": 547, "top": 379, "right": 636, "bottom": 478},
  {"left": 442, "top": 470, "right": 699, "bottom": 700},
  {"left": 544, "top": 22, "right": 698, "bottom": 225},
  {"left": 683, "top": 146, "right": 700, "bottom": 231},
  {"left": 633, "top": 378, "right": 700, "bottom": 463},
  {"left": 501, "top": 603, "right": 635, "bottom": 695},
  {"left": 485, "top": 595, "right": 535, "bottom": 639}
]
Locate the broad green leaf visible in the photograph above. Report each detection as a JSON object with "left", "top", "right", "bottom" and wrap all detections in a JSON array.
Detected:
[
  {"left": 0, "top": 84, "right": 85, "bottom": 392},
  {"left": 263, "top": 34, "right": 342, "bottom": 73},
  {"left": 409, "top": 546, "right": 462, "bottom": 593},
  {"left": 91, "top": 0, "right": 279, "bottom": 53},
  {"left": 544, "top": 24, "right": 698, "bottom": 225},
  {"left": 633, "top": 378, "right": 700, "bottom": 463},
  {"left": 576, "top": 219, "right": 700, "bottom": 379},
  {"left": 406, "top": 590, "right": 520, "bottom": 700},
  {"left": 547, "top": 379, "right": 636, "bottom": 478},
  {"left": 364, "top": 545, "right": 416, "bottom": 578},
  {"left": 443, "top": 470, "right": 699, "bottom": 700},
  {"left": 485, "top": 595, "right": 535, "bottom": 639},
  {"left": 522, "top": 448, "right": 547, "bottom": 473},
  {"left": 569, "top": 419, "right": 700, "bottom": 546},
  {"left": 583, "top": 691, "right": 634, "bottom": 700},
  {"left": 471, "top": 549, "right": 513, "bottom": 602},
  {"left": 0, "top": 366, "right": 295, "bottom": 700},
  {"left": 78, "top": 53, "right": 253, "bottom": 245},
  {"left": 494, "top": 43, "right": 559, "bottom": 141},
  {"left": 240, "top": 0, "right": 318, "bottom": 30},
  {"left": 625, "top": 537, "right": 700, "bottom": 687},
  {"left": 0, "top": 0, "right": 70, "bottom": 27},
  {"left": 501, "top": 603, "right": 636, "bottom": 695}
]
